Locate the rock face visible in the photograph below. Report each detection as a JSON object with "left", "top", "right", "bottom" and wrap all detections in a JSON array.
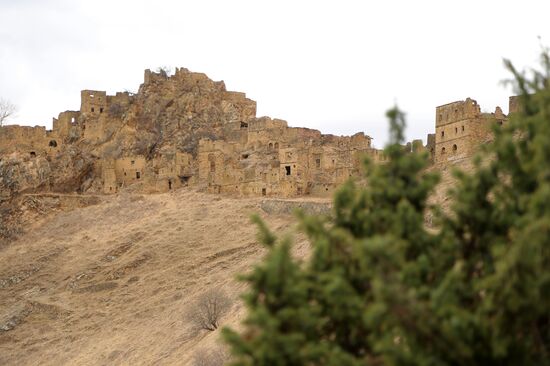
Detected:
[{"left": 0, "top": 147, "right": 95, "bottom": 197}]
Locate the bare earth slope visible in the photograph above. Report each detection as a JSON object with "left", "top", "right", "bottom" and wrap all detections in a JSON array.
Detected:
[{"left": 0, "top": 189, "right": 320, "bottom": 365}]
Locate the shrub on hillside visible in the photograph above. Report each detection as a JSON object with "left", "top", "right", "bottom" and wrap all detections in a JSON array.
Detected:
[{"left": 187, "top": 288, "right": 231, "bottom": 332}]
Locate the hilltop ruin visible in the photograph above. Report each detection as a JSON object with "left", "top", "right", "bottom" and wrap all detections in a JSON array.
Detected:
[{"left": 0, "top": 68, "right": 518, "bottom": 200}]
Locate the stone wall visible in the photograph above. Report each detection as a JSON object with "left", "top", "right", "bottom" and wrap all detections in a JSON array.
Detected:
[
  {"left": 0, "top": 125, "right": 61, "bottom": 158},
  {"left": 81, "top": 90, "right": 108, "bottom": 116}
]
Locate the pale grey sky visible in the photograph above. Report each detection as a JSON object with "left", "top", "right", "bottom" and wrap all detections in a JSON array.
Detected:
[{"left": 1, "top": 0, "right": 549, "bottom": 147}]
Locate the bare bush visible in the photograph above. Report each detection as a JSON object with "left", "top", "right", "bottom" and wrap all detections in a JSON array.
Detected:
[
  {"left": 192, "top": 346, "right": 228, "bottom": 366},
  {"left": 187, "top": 288, "right": 231, "bottom": 332},
  {"left": 0, "top": 98, "right": 16, "bottom": 126}
]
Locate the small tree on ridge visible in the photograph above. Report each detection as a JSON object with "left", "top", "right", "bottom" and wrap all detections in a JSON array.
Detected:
[{"left": 0, "top": 98, "right": 16, "bottom": 127}]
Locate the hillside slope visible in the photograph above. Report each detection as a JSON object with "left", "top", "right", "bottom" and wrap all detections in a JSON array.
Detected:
[{"left": 0, "top": 189, "right": 320, "bottom": 365}]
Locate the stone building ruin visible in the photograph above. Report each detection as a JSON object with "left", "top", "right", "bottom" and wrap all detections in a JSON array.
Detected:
[
  {"left": 0, "top": 67, "right": 517, "bottom": 198},
  {"left": 434, "top": 97, "right": 508, "bottom": 164}
]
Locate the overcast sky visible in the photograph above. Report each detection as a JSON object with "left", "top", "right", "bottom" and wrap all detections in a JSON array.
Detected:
[{"left": 1, "top": 0, "right": 549, "bottom": 147}]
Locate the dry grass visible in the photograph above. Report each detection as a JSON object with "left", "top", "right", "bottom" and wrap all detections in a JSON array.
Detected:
[
  {"left": 0, "top": 188, "right": 314, "bottom": 365},
  {"left": 192, "top": 346, "right": 228, "bottom": 366}
]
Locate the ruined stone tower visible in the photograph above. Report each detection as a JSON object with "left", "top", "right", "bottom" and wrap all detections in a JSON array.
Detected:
[{"left": 434, "top": 98, "right": 506, "bottom": 164}]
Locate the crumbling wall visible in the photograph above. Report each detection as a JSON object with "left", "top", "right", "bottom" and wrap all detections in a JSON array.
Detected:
[
  {"left": 52, "top": 111, "right": 80, "bottom": 140},
  {"left": 426, "top": 133, "right": 436, "bottom": 162},
  {"left": 153, "top": 151, "right": 194, "bottom": 192},
  {"left": 81, "top": 90, "right": 108, "bottom": 115},
  {"left": 0, "top": 126, "right": 61, "bottom": 158},
  {"left": 101, "top": 159, "right": 117, "bottom": 194},
  {"left": 508, "top": 95, "right": 521, "bottom": 114},
  {"left": 114, "top": 157, "right": 146, "bottom": 187},
  {"left": 222, "top": 91, "right": 257, "bottom": 122}
]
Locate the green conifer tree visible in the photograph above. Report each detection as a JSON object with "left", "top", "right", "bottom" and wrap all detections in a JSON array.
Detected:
[{"left": 223, "top": 52, "right": 550, "bottom": 365}]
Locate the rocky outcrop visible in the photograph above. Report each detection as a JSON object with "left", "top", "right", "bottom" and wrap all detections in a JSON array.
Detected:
[{"left": 0, "top": 149, "right": 95, "bottom": 197}]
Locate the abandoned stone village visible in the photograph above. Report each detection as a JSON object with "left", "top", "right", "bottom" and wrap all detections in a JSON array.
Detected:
[{"left": 0, "top": 68, "right": 515, "bottom": 200}]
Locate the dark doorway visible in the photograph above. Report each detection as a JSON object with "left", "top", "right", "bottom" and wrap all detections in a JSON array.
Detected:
[
  {"left": 136, "top": 171, "right": 141, "bottom": 179},
  {"left": 285, "top": 166, "right": 291, "bottom": 175},
  {"left": 168, "top": 180, "right": 172, "bottom": 190},
  {"left": 262, "top": 188, "right": 266, "bottom": 196},
  {"left": 179, "top": 176, "right": 190, "bottom": 186}
]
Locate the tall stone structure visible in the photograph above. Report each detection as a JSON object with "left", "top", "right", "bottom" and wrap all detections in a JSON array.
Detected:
[{"left": 434, "top": 98, "right": 507, "bottom": 164}]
